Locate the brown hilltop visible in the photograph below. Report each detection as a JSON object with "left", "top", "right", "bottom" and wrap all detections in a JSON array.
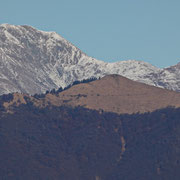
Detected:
[
  {"left": 3, "top": 74, "right": 180, "bottom": 114},
  {"left": 51, "top": 74, "right": 180, "bottom": 114}
]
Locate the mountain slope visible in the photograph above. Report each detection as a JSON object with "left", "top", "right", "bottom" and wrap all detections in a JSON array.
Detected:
[
  {"left": 43, "top": 74, "right": 180, "bottom": 114},
  {"left": 0, "top": 23, "right": 180, "bottom": 95},
  {"left": 3, "top": 75, "right": 180, "bottom": 114},
  {"left": 1, "top": 103, "right": 180, "bottom": 179}
]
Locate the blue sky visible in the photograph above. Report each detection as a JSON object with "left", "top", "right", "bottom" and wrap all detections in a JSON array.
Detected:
[{"left": 1, "top": 0, "right": 180, "bottom": 68}]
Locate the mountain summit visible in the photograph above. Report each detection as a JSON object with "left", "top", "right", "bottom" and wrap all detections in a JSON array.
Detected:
[{"left": 0, "top": 24, "right": 180, "bottom": 95}]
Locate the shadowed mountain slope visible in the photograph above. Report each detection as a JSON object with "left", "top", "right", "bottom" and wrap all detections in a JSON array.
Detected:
[{"left": 1, "top": 104, "right": 180, "bottom": 180}]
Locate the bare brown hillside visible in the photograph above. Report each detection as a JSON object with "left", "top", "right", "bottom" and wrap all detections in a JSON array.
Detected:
[{"left": 4, "top": 75, "right": 180, "bottom": 114}]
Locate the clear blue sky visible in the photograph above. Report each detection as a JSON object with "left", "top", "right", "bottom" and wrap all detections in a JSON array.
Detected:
[{"left": 1, "top": 0, "right": 180, "bottom": 68}]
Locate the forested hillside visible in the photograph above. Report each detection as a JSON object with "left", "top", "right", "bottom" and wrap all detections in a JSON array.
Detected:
[{"left": 0, "top": 103, "right": 180, "bottom": 180}]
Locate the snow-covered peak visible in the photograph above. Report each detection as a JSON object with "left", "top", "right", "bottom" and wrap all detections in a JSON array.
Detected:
[
  {"left": 0, "top": 24, "right": 180, "bottom": 95},
  {"left": 0, "top": 23, "right": 16, "bottom": 29}
]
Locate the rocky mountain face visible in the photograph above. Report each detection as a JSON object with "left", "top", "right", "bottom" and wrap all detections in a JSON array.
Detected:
[{"left": 0, "top": 23, "right": 180, "bottom": 95}]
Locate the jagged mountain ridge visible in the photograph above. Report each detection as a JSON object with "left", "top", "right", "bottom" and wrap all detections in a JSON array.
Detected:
[{"left": 0, "top": 23, "right": 180, "bottom": 95}]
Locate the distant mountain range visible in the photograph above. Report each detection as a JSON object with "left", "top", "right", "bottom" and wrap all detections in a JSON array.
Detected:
[
  {"left": 1, "top": 23, "right": 180, "bottom": 95},
  {"left": 2, "top": 24, "right": 180, "bottom": 180}
]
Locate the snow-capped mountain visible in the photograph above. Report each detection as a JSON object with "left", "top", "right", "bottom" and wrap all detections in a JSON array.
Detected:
[{"left": 0, "top": 23, "right": 179, "bottom": 95}]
